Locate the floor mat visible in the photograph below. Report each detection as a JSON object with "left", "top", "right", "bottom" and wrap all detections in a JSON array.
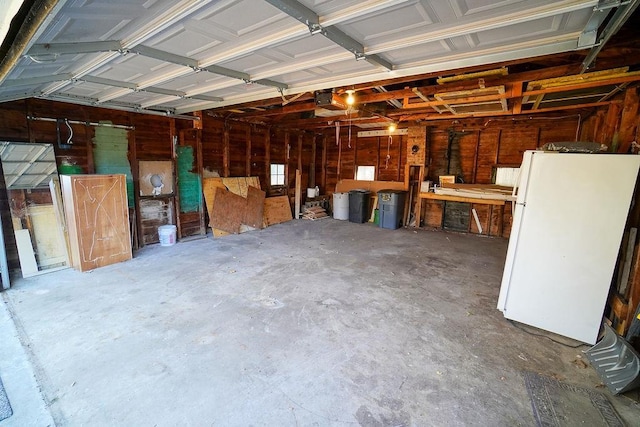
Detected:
[
  {"left": 0, "top": 376, "right": 13, "bottom": 421},
  {"left": 523, "top": 371, "right": 624, "bottom": 427}
]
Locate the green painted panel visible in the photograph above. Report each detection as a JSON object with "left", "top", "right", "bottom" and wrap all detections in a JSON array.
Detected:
[
  {"left": 176, "top": 145, "right": 202, "bottom": 213},
  {"left": 92, "top": 123, "right": 134, "bottom": 206}
]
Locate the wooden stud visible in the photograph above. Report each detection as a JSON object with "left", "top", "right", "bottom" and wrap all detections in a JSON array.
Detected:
[
  {"left": 265, "top": 127, "right": 271, "bottom": 190},
  {"left": 295, "top": 169, "right": 301, "bottom": 219},
  {"left": 604, "top": 103, "right": 622, "bottom": 150},
  {"left": 284, "top": 131, "right": 290, "bottom": 190},
  {"left": 195, "top": 128, "right": 205, "bottom": 235},
  {"left": 472, "top": 131, "right": 480, "bottom": 183},
  {"left": 130, "top": 115, "right": 141, "bottom": 248},
  {"left": 297, "top": 133, "right": 303, "bottom": 174},
  {"left": 246, "top": 126, "right": 251, "bottom": 176},
  {"left": 310, "top": 134, "right": 316, "bottom": 188},
  {"left": 223, "top": 124, "right": 230, "bottom": 177},
  {"left": 617, "top": 87, "right": 639, "bottom": 153}
]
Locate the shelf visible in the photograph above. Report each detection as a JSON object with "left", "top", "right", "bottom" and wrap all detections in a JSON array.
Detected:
[{"left": 419, "top": 192, "right": 507, "bottom": 206}]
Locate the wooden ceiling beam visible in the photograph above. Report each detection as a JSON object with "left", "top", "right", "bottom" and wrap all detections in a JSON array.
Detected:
[{"left": 397, "top": 100, "right": 616, "bottom": 122}]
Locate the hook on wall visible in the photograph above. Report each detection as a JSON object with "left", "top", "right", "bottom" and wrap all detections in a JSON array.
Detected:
[{"left": 56, "top": 118, "right": 74, "bottom": 150}]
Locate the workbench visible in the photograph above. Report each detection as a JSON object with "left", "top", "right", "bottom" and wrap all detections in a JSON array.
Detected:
[{"left": 416, "top": 192, "right": 511, "bottom": 237}]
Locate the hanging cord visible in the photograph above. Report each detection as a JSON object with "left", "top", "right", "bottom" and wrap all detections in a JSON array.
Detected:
[
  {"left": 385, "top": 135, "right": 392, "bottom": 169},
  {"left": 65, "top": 119, "right": 73, "bottom": 146},
  {"left": 347, "top": 110, "right": 352, "bottom": 149}
]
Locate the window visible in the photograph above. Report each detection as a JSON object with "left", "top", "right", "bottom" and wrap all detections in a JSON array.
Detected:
[
  {"left": 270, "top": 163, "right": 285, "bottom": 186},
  {"left": 355, "top": 165, "right": 375, "bottom": 181}
]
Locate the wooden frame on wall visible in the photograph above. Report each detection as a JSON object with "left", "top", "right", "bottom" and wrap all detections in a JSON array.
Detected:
[{"left": 138, "top": 160, "right": 174, "bottom": 196}]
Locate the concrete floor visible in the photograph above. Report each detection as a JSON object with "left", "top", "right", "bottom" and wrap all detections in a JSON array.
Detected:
[{"left": 1, "top": 219, "right": 640, "bottom": 426}]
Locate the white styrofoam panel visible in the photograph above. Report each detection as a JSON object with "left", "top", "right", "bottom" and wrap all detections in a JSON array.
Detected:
[
  {"left": 148, "top": 24, "right": 223, "bottom": 58},
  {"left": 298, "top": 0, "right": 375, "bottom": 16},
  {"left": 267, "top": 36, "right": 338, "bottom": 61},
  {"left": 160, "top": 72, "right": 233, "bottom": 92},
  {"left": 63, "top": 81, "right": 110, "bottom": 98},
  {"left": 218, "top": 53, "right": 281, "bottom": 74},
  {"left": 337, "top": 2, "right": 433, "bottom": 43}
]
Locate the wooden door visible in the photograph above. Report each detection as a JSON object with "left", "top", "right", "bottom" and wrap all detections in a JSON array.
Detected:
[{"left": 176, "top": 129, "right": 205, "bottom": 238}]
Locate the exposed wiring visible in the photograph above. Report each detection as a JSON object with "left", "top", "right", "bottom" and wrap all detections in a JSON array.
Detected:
[
  {"left": 484, "top": 114, "right": 582, "bottom": 127},
  {"left": 508, "top": 320, "right": 587, "bottom": 349},
  {"left": 347, "top": 109, "right": 352, "bottom": 149},
  {"left": 64, "top": 119, "right": 73, "bottom": 145},
  {"left": 385, "top": 135, "right": 392, "bottom": 169}
]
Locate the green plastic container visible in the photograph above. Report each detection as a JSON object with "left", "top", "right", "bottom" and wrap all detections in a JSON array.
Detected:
[{"left": 374, "top": 209, "right": 379, "bottom": 225}]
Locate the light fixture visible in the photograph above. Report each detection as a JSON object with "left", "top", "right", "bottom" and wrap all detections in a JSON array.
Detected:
[
  {"left": 388, "top": 123, "right": 396, "bottom": 132},
  {"left": 345, "top": 90, "right": 355, "bottom": 106}
]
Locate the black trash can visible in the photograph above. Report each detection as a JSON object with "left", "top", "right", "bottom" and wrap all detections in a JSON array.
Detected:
[
  {"left": 348, "top": 189, "right": 371, "bottom": 223},
  {"left": 378, "top": 190, "right": 407, "bottom": 230}
]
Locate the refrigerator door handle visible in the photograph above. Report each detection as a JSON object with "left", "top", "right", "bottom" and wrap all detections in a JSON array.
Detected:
[{"left": 511, "top": 167, "right": 522, "bottom": 212}]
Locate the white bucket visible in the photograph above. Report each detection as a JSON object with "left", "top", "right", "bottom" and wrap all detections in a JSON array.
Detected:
[
  {"left": 307, "top": 188, "right": 316, "bottom": 198},
  {"left": 158, "top": 225, "right": 177, "bottom": 246},
  {"left": 333, "top": 192, "right": 349, "bottom": 220}
]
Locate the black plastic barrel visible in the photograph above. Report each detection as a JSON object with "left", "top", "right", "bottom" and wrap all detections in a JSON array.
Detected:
[{"left": 348, "top": 189, "right": 371, "bottom": 223}]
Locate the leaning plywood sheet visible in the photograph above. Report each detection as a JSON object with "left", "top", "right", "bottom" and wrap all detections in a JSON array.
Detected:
[
  {"left": 204, "top": 177, "right": 262, "bottom": 237},
  {"left": 244, "top": 186, "right": 266, "bottom": 229},
  {"left": 15, "top": 229, "right": 38, "bottom": 277},
  {"left": 202, "top": 178, "right": 226, "bottom": 222},
  {"left": 202, "top": 178, "right": 229, "bottom": 237},
  {"left": 263, "top": 196, "right": 293, "bottom": 227},
  {"left": 210, "top": 187, "right": 246, "bottom": 234},
  {"left": 60, "top": 174, "right": 131, "bottom": 272}
]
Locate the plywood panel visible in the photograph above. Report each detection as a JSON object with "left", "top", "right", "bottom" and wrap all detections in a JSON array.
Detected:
[
  {"left": 210, "top": 187, "right": 245, "bottom": 234},
  {"left": 244, "top": 186, "right": 265, "bottom": 229},
  {"left": 15, "top": 229, "right": 38, "bottom": 277},
  {"left": 61, "top": 174, "right": 131, "bottom": 272},
  {"left": 263, "top": 196, "right": 293, "bottom": 226},
  {"left": 27, "top": 204, "right": 67, "bottom": 267},
  {"left": 139, "top": 160, "right": 174, "bottom": 196},
  {"left": 423, "top": 199, "right": 443, "bottom": 228},
  {"left": 406, "top": 126, "right": 427, "bottom": 165}
]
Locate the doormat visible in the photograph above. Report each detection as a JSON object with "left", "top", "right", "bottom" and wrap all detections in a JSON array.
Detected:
[
  {"left": 0, "top": 376, "right": 12, "bottom": 421},
  {"left": 523, "top": 371, "right": 624, "bottom": 427}
]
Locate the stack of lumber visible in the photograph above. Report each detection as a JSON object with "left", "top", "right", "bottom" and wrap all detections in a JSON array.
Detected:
[
  {"left": 302, "top": 205, "right": 329, "bottom": 220},
  {"left": 434, "top": 183, "right": 515, "bottom": 201}
]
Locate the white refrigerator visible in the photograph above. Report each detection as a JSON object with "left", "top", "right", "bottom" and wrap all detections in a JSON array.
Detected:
[{"left": 497, "top": 150, "right": 640, "bottom": 345}]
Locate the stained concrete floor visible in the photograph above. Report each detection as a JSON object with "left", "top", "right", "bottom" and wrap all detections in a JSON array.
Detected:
[{"left": 1, "top": 219, "right": 640, "bottom": 426}]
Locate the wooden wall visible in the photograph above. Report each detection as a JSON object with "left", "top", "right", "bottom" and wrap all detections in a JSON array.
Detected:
[{"left": 0, "top": 88, "right": 637, "bottom": 268}]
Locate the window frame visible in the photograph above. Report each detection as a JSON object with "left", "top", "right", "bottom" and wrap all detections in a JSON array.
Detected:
[
  {"left": 355, "top": 165, "right": 376, "bottom": 181},
  {"left": 270, "top": 163, "right": 286, "bottom": 187}
]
